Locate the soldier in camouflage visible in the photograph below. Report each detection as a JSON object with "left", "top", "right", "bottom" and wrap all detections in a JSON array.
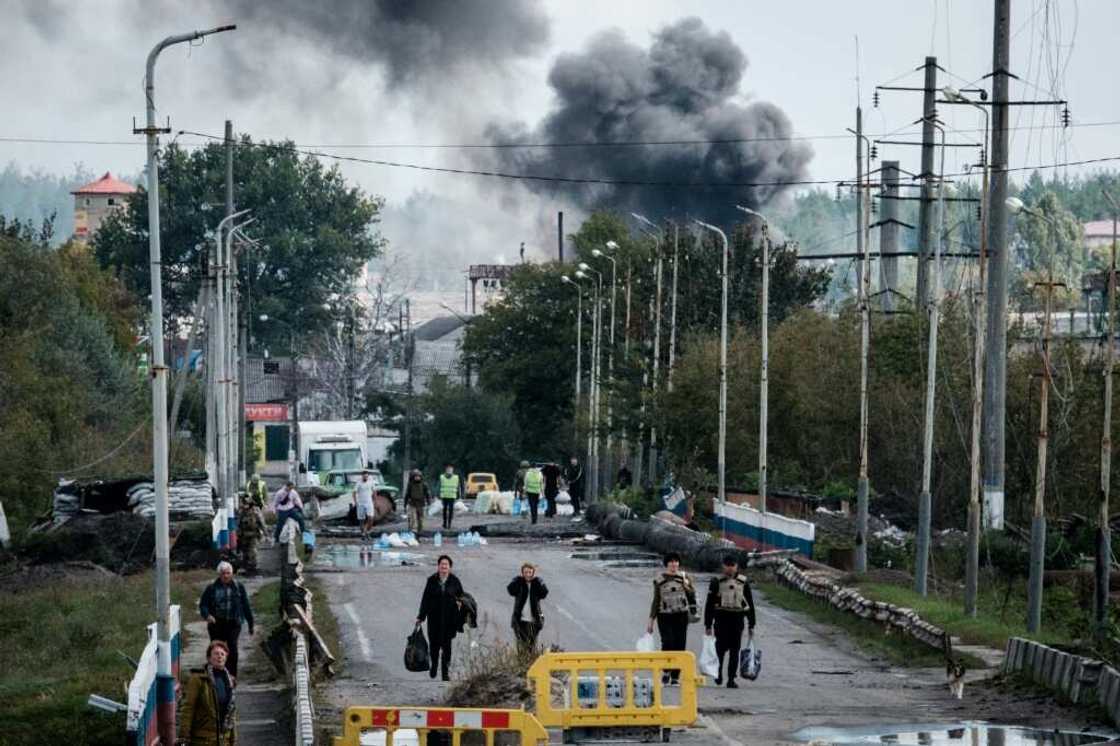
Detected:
[{"left": 237, "top": 494, "right": 264, "bottom": 572}]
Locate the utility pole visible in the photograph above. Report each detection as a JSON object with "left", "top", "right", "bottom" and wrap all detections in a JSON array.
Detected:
[
  {"left": 1028, "top": 265, "right": 1062, "bottom": 633},
  {"left": 649, "top": 241, "right": 663, "bottom": 486},
  {"left": 558, "top": 211, "right": 564, "bottom": 262},
  {"left": 759, "top": 223, "right": 770, "bottom": 514},
  {"left": 139, "top": 26, "right": 235, "bottom": 744},
  {"left": 668, "top": 223, "right": 680, "bottom": 393},
  {"left": 347, "top": 308, "right": 356, "bottom": 419},
  {"left": 916, "top": 56, "right": 938, "bottom": 309},
  {"left": 855, "top": 106, "right": 871, "bottom": 573},
  {"left": 915, "top": 121, "right": 947, "bottom": 597},
  {"left": 879, "top": 161, "right": 901, "bottom": 312},
  {"left": 983, "top": 0, "right": 1011, "bottom": 531},
  {"left": 1095, "top": 190, "right": 1118, "bottom": 639},
  {"left": 402, "top": 300, "right": 414, "bottom": 494}
]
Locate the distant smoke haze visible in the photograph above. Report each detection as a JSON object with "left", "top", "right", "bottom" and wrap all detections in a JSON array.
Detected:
[{"left": 482, "top": 17, "right": 813, "bottom": 225}]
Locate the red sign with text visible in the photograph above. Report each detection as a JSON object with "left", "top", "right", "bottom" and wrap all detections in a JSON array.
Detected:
[{"left": 244, "top": 403, "right": 288, "bottom": 421}]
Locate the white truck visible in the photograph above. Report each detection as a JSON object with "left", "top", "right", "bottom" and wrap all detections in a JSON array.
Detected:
[{"left": 297, "top": 420, "right": 370, "bottom": 486}]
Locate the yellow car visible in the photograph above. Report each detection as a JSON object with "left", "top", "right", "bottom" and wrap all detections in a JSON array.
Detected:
[{"left": 465, "top": 472, "right": 499, "bottom": 496}]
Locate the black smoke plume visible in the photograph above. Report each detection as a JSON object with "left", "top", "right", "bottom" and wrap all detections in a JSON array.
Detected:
[{"left": 483, "top": 18, "right": 813, "bottom": 224}]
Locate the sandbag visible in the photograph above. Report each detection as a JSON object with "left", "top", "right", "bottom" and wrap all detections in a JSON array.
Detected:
[
  {"left": 492, "top": 491, "right": 514, "bottom": 515},
  {"left": 473, "top": 491, "right": 493, "bottom": 514},
  {"left": 555, "top": 490, "right": 571, "bottom": 504},
  {"left": 404, "top": 625, "right": 431, "bottom": 672}
]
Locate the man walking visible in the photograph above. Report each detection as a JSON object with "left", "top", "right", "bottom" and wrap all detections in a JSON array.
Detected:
[
  {"left": 508, "top": 562, "right": 548, "bottom": 654},
  {"left": 438, "top": 463, "right": 462, "bottom": 531},
  {"left": 236, "top": 494, "right": 263, "bottom": 573},
  {"left": 514, "top": 460, "right": 529, "bottom": 501},
  {"left": 352, "top": 470, "right": 376, "bottom": 542},
  {"left": 271, "top": 481, "right": 306, "bottom": 543},
  {"left": 563, "top": 455, "right": 584, "bottom": 516},
  {"left": 704, "top": 555, "right": 756, "bottom": 688},
  {"left": 405, "top": 468, "right": 431, "bottom": 534},
  {"left": 523, "top": 463, "right": 543, "bottom": 525},
  {"left": 541, "top": 461, "right": 561, "bottom": 518},
  {"left": 199, "top": 561, "right": 255, "bottom": 678},
  {"left": 647, "top": 552, "right": 697, "bottom": 686}
]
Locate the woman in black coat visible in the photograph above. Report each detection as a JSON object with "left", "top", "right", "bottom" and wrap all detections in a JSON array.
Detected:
[
  {"left": 507, "top": 562, "right": 549, "bottom": 653},
  {"left": 415, "top": 555, "right": 464, "bottom": 681}
]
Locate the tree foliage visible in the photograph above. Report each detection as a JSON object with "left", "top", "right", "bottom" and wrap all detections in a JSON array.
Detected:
[
  {"left": 0, "top": 225, "right": 154, "bottom": 533},
  {"left": 93, "top": 138, "right": 386, "bottom": 350}
]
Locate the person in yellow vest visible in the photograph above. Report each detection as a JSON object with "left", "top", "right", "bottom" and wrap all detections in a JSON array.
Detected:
[
  {"left": 523, "top": 464, "right": 544, "bottom": 525},
  {"left": 647, "top": 552, "right": 697, "bottom": 686},
  {"left": 438, "top": 463, "right": 463, "bottom": 531}
]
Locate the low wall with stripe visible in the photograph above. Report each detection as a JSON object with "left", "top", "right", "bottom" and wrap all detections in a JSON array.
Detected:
[
  {"left": 1004, "top": 637, "right": 1118, "bottom": 725},
  {"left": 125, "top": 606, "right": 182, "bottom": 746},
  {"left": 716, "top": 500, "right": 815, "bottom": 557}
]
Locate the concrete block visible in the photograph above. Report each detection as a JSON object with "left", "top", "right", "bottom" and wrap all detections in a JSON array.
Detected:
[
  {"left": 1004, "top": 638, "right": 1021, "bottom": 673},
  {"left": 1012, "top": 638, "right": 1028, "bottom": 671}
]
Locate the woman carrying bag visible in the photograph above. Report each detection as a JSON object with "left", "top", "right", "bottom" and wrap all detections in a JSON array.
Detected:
[{"left": 415, "top": 555, "right": 464, "bottom": 681}]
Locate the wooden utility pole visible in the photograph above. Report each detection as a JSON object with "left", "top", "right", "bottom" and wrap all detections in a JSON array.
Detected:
[
  {"left": 1028, "top": 267, "right": 1063, "bottom": 633},
  {"left": 855, "top": 106, "right": 871, "bottom": 573},
  {"left": 983, "top": 0, "right": 1012, "bottom": 532},
  {"left": 1096, "top": 191, "right": 1118, "bottom": 638}
]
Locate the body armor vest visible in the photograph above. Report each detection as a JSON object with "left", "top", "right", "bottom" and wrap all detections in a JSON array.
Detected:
[
  {"left": 657, "top": 573, "right": 691, "bottom": 614},
  {"left": 716, "top": 575, "right": 749, "bottom": 612}
]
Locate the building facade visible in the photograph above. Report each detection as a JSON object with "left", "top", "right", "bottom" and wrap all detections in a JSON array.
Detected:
[{"left": 71, "top": 172, "right": 136, "bottom": 242}]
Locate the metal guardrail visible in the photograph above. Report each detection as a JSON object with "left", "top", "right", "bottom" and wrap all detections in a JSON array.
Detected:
[
  {"left": 526, "top": 651, "right": 700, "bottom": 732},
  {"left": 332, "top": 706, "right": 549, "bottom": 746}
]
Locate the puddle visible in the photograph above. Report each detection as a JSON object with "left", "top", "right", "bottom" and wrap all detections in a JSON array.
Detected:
[
  {"left": 792, "top": 723, "right": 1113, "bottom": 745},
  {"left": 313, "top": 544, "right": 427, "bottom": 569}
]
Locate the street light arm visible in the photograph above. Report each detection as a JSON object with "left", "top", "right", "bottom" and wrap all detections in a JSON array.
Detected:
[{"left": 145, "top": 26, "right": 237, "bottom": 109}]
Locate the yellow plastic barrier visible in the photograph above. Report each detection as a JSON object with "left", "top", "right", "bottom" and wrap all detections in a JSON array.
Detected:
[
  {"left": 332, "top": 706, "right": 549, "bottom": 746},
  {"left": 526, "top": 651, "right": 700, "bottom": 731}
]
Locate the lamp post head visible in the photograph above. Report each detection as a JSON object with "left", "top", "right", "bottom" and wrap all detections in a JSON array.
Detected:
[
  {"left": 258, "top": 314, "right": 269, "bottom": 322},
  {"left": 605, "top": 240, "right": 619, "bottom": 250},
  {"left": 1006, "top": 196, "right": 1026, "bottom": 215},
  {"left": 591, "top": 249, "right": 603, "bottom": 258},
  {"left": 575, "top": 270, "right": 588, "bottom": 280},
  {"left": 561, "top": 275, "right": 573, "bottom": 284},
  {"left": 735, "top": 204, "right": 766, "bottom": 223},
  {"left": 942, "top": 85, "right": 963, "bottom": 102},
  {"left": 578, "top": 262, "right": 591, "bottom": 272}
]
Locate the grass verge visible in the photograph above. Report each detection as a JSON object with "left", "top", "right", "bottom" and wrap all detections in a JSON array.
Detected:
[
  {"left": 757, "top": 580, "right": 986, "bottom": 669},
  {"left": 305, "top": 577, "right": 343, "bottom": 675},
  {"left": 0, "top": 568, "right": 210, "bottom": 746},
  {"left": 854, "top": 581, "right": 1078, "bottom": 652}
]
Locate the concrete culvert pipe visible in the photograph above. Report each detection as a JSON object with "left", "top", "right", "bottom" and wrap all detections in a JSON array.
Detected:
[
  {"left": 602, "top": 513, "right": 624, "bottom": 539},
  {"left": 618, "top": 519, "right": 651, "bottom": 544}
]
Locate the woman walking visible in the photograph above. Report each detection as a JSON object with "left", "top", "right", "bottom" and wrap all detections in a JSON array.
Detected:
[
  {"left": 415, "top": 555, "right": 465, "bottom": 681},
  {"left": 507, "top": 562, "right": 549, "bottom": 654},
  {"left": 179, "top": 640, "right": 237, "bottom": 745}
]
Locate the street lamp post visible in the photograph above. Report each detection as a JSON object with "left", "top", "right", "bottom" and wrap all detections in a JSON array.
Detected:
[
  {"left": 736, "top": 206, "right": 771, "bottom": 514},
  {"left": 561, "top": 275, "right": 585, "bottom": 447},
  {"left": 593, "top": 244, "right": 618, "bottom": 494},
  {"left": 694, "top": 221, "right": 730, "bottom": 505},
  {"left": 141, "top": 24, "right": 235, "bottom": 744},
  {"left": 578, "top": 264, "right": 603, "bottom": 499},
  {"left": 1097, "top": 189, "right": 1119, "bottom": 640},
  {"left": 944, "top": 86, "right": 991, "bottom": 616}
]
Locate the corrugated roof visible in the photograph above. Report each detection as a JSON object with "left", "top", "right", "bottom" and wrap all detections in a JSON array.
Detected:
[
  {"left": 72, "top": 172, "right": 138, "bottom": 196},
  {"left": 413, "top": 315, "right": 467, "bottom": 341},
  {"left": 1085, "top": 220, "right": 1117, "bottom": 238}
]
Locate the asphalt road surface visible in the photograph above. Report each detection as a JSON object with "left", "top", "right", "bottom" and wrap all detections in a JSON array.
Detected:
[{"left": 311, "top": 526, "right": 1098, "bottom": 745}]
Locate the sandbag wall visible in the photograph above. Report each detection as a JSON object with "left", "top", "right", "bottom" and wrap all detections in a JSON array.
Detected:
[
  {"left": 1004, "top": 637, "right": 1120, "bottom": 725},
  {"left": 774, "top": 559, "right": 949, "bottom": 651}
]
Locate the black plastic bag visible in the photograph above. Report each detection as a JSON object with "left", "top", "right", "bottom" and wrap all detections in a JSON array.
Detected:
[
  {"left": 404, "top": 624, "right": 430, "bottom": 672},
  {"left": 738, "top": 637, "right": 761, "bottom": 681}
]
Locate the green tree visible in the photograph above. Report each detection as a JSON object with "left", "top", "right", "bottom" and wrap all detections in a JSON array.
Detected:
[
  {"left": 93, "top": 138, "right": 386, "bottom": 349},
  {"left": 414, "top": 377, "right": 523, "bottom": 485}
]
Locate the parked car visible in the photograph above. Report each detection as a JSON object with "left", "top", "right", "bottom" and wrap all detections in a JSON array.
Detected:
[
  {"left": 465, "top": 472, "right": 499, "bottom": 496},
  {"left": 315, "top": 469, "right": 400, "bottom": 518}
]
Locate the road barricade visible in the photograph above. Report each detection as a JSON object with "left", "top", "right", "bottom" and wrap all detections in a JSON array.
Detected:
[
  {"left": 526, "top": 650, "right": 700, "bottom": 737},
  {"left": 332, "top": 706, "right": 548, "bottom": 746}
]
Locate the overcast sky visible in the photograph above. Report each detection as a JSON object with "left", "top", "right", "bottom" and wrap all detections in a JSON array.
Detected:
[{"left": 3, "top": 1, "right": 1117, "bottom": 275}]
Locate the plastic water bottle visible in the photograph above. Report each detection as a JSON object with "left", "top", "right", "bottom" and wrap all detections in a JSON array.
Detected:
[
  {"left": 472, "top": 531, "right": 481, "bottom": 546},
  {"left": 434, "top": 532, "right": 442, "bottom": 547},
  {"left": 457, "top": 532, "right": 464, "bottom": 547}
]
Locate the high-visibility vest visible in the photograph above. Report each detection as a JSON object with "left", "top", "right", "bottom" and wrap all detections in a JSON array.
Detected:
[
  {"left": 439, "top": 473, "right": 460, "bottom": 500},
  {"left": 524, "top": 468, "right": 543, "bottom": 494}
]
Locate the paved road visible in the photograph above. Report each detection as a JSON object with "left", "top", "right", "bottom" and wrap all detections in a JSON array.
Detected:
[{"left": 311, "top": 529, "right": 1094, "bottom": 745}]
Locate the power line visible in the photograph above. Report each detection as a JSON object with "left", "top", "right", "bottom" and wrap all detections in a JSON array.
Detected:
[
  {"left": 2, "top": 118, "right": 1120, "bottom": 150},
  {"left": 179, "top": 129, "right": 1120, "bottom": 189}
]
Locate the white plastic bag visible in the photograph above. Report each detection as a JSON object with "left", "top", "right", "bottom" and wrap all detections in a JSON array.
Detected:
[
  {"left": 427, "top": 501, "right": 442, "bottom": 517},
  {"left": 636, "top": 633, "right": 656, "bottom": 652},
  {"left": 699, "top": 636, "right": 720, "bottom": 679}
]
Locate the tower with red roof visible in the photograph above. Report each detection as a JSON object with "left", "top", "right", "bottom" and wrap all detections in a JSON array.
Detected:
[{"left": 71, "top": 171, "right": 137, "bottom": 242}]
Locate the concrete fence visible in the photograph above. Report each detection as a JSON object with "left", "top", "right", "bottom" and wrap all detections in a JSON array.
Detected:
[
  {"left": 774, "top": 559, "right": 949, "bottom": 651},
  {"left": 1003, "top": 636, "right": 1118, "bottom": 725}
]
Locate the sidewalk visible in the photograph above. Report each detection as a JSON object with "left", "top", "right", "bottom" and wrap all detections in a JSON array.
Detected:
[{"left": 180, "top": 547, "right": 289, "bottom": 746}]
